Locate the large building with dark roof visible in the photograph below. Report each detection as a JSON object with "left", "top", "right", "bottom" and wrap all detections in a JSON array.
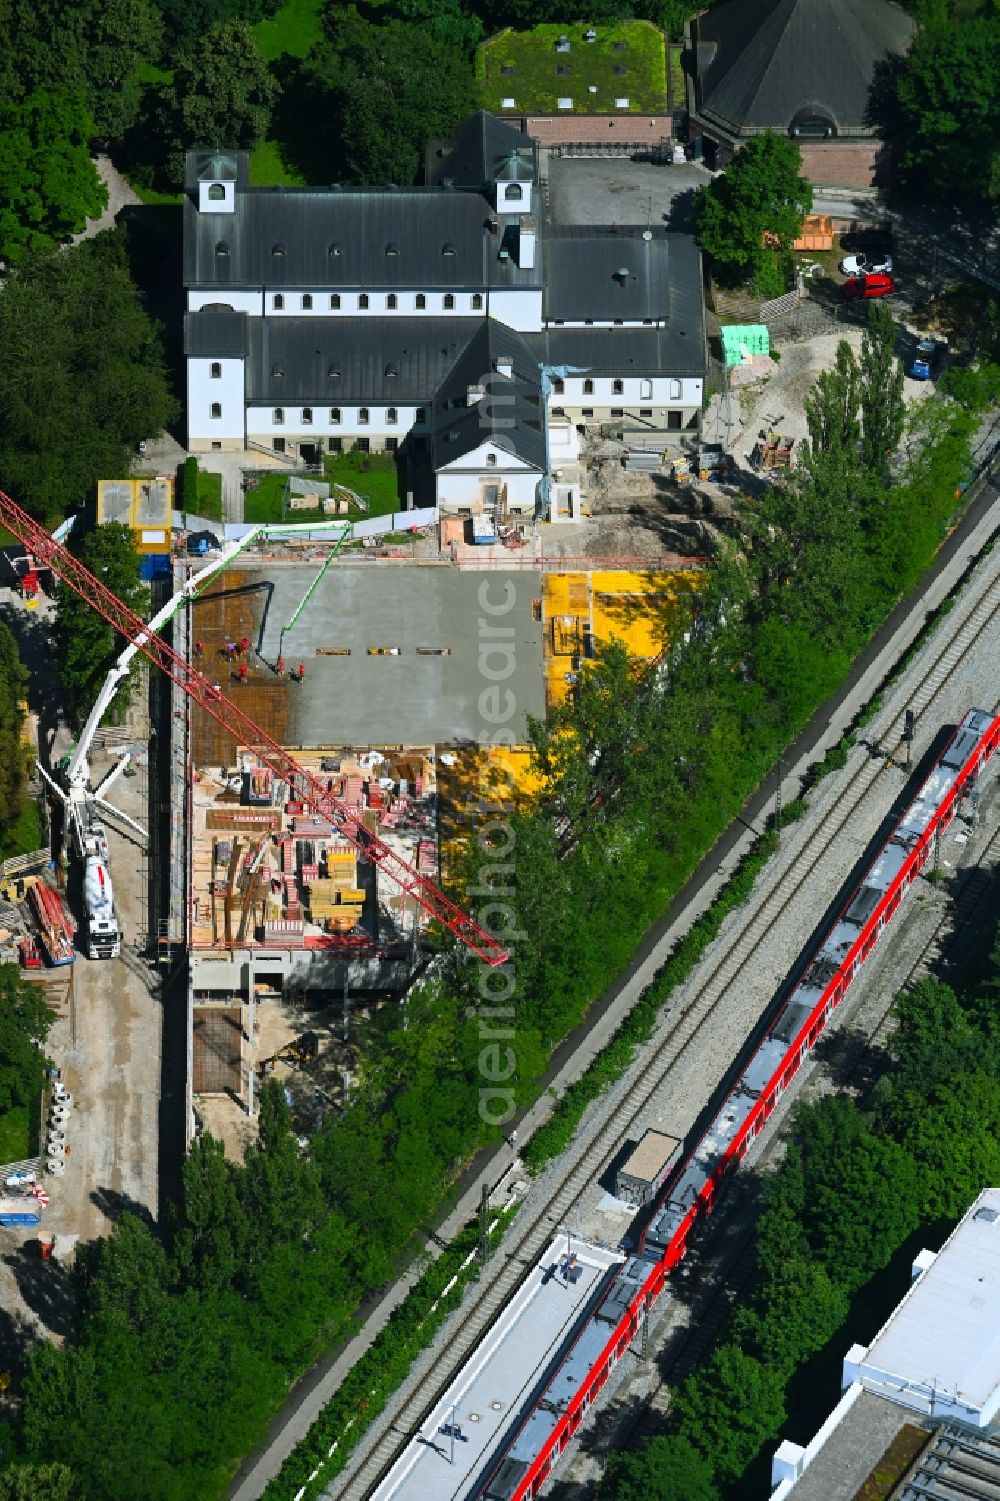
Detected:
[
  {"left": 685, "top": 0, "right": 914, "bottom": 188},
  {"left": 183, "top": 113, "right": 705, "bottom": 524}
]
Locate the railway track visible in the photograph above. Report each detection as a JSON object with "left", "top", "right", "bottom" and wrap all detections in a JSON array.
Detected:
[{"left": 333, "top": 555, "right": 1000, "bottom": 1501}]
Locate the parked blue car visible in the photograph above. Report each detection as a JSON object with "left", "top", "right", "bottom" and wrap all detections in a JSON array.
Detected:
[{"left": 910, "top": 338, "right": 944, "bottom": 380}]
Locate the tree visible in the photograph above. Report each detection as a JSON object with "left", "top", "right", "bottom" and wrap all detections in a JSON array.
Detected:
[
  {"left": 859, "top": 301, "right": 906, "bottom": 484},
  {"left": 672, "top": 1344, "right": 787, "bottom": 1483},
  {"left": 0, "top": 231, "right": 177, "bottom": 522},
  {"left": 160, "top": 23, "right": 278, "bottom": 184},
  {"left": 0, "top": 623, "right": 30, "bottom": 843},
  {"left": 0, "top": 964, "right": 56, "bottom": 1113},
  {"left": 52, "top": 523, "right": 149, "bottom": 725},
  {"left": 306, "top": 11, "right": 478, "bottom": 185},
  {"left": 0, "top": 92, "right": 107, "bottom": 263},
  {"left": 804, "top": 341, "right": 861, "bottom": 463},
  {"left": 73, "top": 0, "right": 165, "bottom": 141},
  {"left": 602, "top": 1434, "right": 720, "bottom": 1501},
  {"left": 896, "top": 11, "right": 1000, "bottom": 204},
  {"left": 0, "top": 1462, "right": 77, "bottom": 1500},
  {"left": 694, "top": 133, "right": 811, "bottom": 295}
]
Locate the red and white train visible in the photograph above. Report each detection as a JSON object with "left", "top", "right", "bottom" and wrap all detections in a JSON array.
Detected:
[{"left": 475, "top": 707, "right": 1000, "bottom": 1501}]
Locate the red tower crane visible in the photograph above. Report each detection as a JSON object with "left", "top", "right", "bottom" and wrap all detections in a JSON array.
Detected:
[{"left": 0, "top": 489, "right": 506, "bottom": 966}]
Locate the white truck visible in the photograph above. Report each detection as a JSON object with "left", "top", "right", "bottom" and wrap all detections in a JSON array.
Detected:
[{"left": 75, "top": 808, "right": 121, "bottom": 959}]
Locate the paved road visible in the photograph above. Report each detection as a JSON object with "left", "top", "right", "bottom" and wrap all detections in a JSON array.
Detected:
[{"left": 230, "top": 471, "right": 1000, "bottom": 1501}]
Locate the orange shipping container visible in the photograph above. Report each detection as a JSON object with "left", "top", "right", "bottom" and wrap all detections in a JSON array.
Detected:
[{"left": 792, "top": 215, "right": 833, "bottom": 251}]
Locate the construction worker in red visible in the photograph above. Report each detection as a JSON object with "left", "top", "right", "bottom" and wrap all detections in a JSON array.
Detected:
[
  {"left": 194, "top": 640, "right": 205, "bottom": 658},
  {"left": 275, "top": 656, "right": 285, "bottom": 676},
  {"left": 237, "top": 661, "right": 249, "bottom": 684},
  {"left": 297, "top": 661, "right": 306, "bottom": 682},
  {"left": 239, "top": 636, "right": 251, "bottom": 657}
]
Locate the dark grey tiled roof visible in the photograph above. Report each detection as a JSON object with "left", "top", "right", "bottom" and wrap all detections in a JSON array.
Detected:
[
  {"left": 184, "top": 307, "right": 250, "bottom": 358},
  {"left": 527, "top": 324, "right": 704, "bottom": 377},
  {"left": 184, "top": 188, "right": 541, "bottom": 292},
  {"left": 695, "top": 0, "right": 914, "bottom": 131},
  {"left": 243, "top": 318, "right": 481, "bottom": 403},
  {"left": 432, "top": 322, "right": 546, "bottom": 470},
  {"left": 426, "top": 110, "right": 535, "bottom": 188},
  {"left": 544, "top": 226, "right": 673, "bottom": 322}
]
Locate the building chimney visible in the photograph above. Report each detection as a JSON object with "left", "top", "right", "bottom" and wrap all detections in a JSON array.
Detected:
[
  {"left": 467, "top": 383, "right": 485, "bottom": 404},
  {"left": 518, "top": 216, "right": 536, "bottom": 270},
  {"left": 495, "top": 355, "right": 514, "bottom": 378}
]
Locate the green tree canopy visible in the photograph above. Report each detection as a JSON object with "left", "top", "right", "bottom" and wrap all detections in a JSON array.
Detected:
[
  {"left": 306, "top": 8, "right": 479, "bottom": 185},
  {"left": 52, "top": 522, "right": 149, "bottom": 725},
  {"left": 602, "top": 1434, "right": 720, "bottom": 1501},
  {"left": 694, "top": 132, "right": 812, "bottom": 296},
  {"left": 0, "top": 92, "right": 107, "bottom": 263},
  {"left": 0, "top": 1461, "right": 77, "bottom": 1500},
  {"left": 896, "top": 10, "right": 1000, "bottom": 204},
  {"left": 0, "top": 623, "right": 30, "bottom": 844},
  {"left": 160, "top": 23, "right": 278, "bottom": 184},
  {"left": 671, "top": 1344, "right": 787, "bottom": 1482},
  {"left": 0, "top": 230, "right": 177, "bottom": 522},
  {"left": 0, "top": 964, "right": 56, "bottom": 1113}
]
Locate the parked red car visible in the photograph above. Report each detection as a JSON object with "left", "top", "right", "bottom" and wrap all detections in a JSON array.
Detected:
[{"left": 843, "top": 272, "right": 896, "bottom": 299}]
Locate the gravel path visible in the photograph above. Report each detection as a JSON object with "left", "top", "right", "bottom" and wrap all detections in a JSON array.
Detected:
[{"left": 71, "top": 155, "right": 142, "bottom": 245}]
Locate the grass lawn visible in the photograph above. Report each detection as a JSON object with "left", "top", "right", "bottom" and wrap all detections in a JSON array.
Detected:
[
  {"left": 479, "top": 21, "right": 666, "bottom": 116},
  {"left": 667, "top": 45, "right": 685, "bottom": 109},
  {"left": 250, "top": 138, "right": 308, "bottom": 188},
  {"left": 253, "top": 0, "right": 324, "bottom": 61},
  {"left": 0, "top": 1102, "right": 35, "bottom": 1164},
  {"left": 244, "top": 455, "right": 403, "bottom": 525},
  {"left": 196, "top": 472, "right": 223, "bottom": 523},
  {"left": 325, "top": 451, "right": 402, "bottom": 518}
]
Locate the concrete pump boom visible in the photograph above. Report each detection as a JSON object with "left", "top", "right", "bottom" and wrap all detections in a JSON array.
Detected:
[{"left": 4, "top": 493, "right": 506, "bottom": 966}]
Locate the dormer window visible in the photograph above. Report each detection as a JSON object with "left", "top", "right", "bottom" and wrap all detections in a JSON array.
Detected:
[
  {"left": 208, "top": 183, "right": 225, "bottom": 201},
  {"left": 506, "top": 184, "right": 523, "bottom": 201},
  {"left": 384, "top": 364, "right": 397, "bottom": 378},
  {"left": 327, "top": 365, "right": 340, "bottom": 379},
  {"left": 215, "top": 240, "right": 229, "bottom": 256},
  {"left": 272, "top": 364, "right": 284, "bottom": 378},
  {"left": 385, "top": 244, "right": 399, "bottom": 256},
  {"left": 442, "top": 244, "right": 456, "bottom": 257},
  {"left": 329, "top": 242, "right": 342, "bottom": 256},
  {"left": 272, "top": 243, "right": 285, "bottom": 258}
]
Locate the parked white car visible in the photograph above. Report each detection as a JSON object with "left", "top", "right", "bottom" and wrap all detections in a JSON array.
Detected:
[{"left": 840, "top": 252, "right": 894, "bottom": 276}]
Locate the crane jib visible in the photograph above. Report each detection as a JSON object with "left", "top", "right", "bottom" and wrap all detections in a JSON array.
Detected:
[{"left": 0, "top": 488, "right": 508, "bottom": 968}]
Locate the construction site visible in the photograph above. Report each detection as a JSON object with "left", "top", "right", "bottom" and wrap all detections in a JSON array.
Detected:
[{"left": 168, "top": 539, "right": 703, "bottom": 1152}]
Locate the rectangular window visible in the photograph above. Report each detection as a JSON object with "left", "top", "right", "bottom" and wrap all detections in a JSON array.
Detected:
[
  {"left": 211, "top": 441, "right": 221, "bottom": 451},
  {"left": 612, "top": 379, "right": 624, "bottom": 395},
  {"left": 385, "top": 436, "right": 398, "bottom": 452},
  {"left": 667, "top": 410, "right": 682, "bottom": 430},
  {"left": 415, "top": 407, "right": 426, "bottom": 423},
  {"left": 611, "top": 408, "right": 624, "bottom": 417},
  {"left": 355, "top": 436, "right": 370, "bottom": 453},
  {"left": 640, "top": 379, "right": 652, "bottom": 399},
  {"left": 552, "top": 406, "right": 565, "bottom": 415},
  {"left": 330, "top": 294, "right": 341, "bottom": 309},
  {"left": 581, "top": 407, "right": 594, "bottom": 417},
  {"left": 583, "top": 379, "right": 594, "bottom": 395},
  {"left": 302, "top": 294, "right": 313, "bottom": 310},
  {"left": 210, "top": 402, "right": 222, "bottom": 419},
  {"left": 553, "top": 378, "right": 565, "bottom": 394},
  {"left": 640, "top": 408, "right": 652, "bottom": 417},
  {"left": 330, "top": 407, "right": 341, "bottom": 423},
  {"left": 669, "top": 379, "right": 682, "bottom": 400},
  {"left": 210, "top": 362, "right": 221, "bottom": 379},
  {"left": 273, "top": 437, "right": 285, "bottom": 453},
  {"left": 327, "top": 436, "right": 342, "bottom": 452}
]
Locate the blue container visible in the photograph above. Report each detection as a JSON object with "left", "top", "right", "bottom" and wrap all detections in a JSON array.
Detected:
[{"left": 139, "top": 555, "right": 171, "bottom": 580}]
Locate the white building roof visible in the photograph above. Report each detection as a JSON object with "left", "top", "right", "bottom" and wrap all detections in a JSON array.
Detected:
[{"left": 849, "top": 1188, "right": 1000, "bottom": 1425}]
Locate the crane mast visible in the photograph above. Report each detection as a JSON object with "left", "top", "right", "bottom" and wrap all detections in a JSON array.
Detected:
[{"left": 2, "top": 489, "right": 506, "bottom": 966}]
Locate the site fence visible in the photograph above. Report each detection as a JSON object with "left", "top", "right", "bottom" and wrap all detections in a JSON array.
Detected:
[{"left": 451, "top": 552, "right": 708, "bottom": 571}]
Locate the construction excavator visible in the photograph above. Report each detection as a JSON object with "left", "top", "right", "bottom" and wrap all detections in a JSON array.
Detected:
[{"left": 258, "top": 1030, "right": 319, "bottom": 1079}]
